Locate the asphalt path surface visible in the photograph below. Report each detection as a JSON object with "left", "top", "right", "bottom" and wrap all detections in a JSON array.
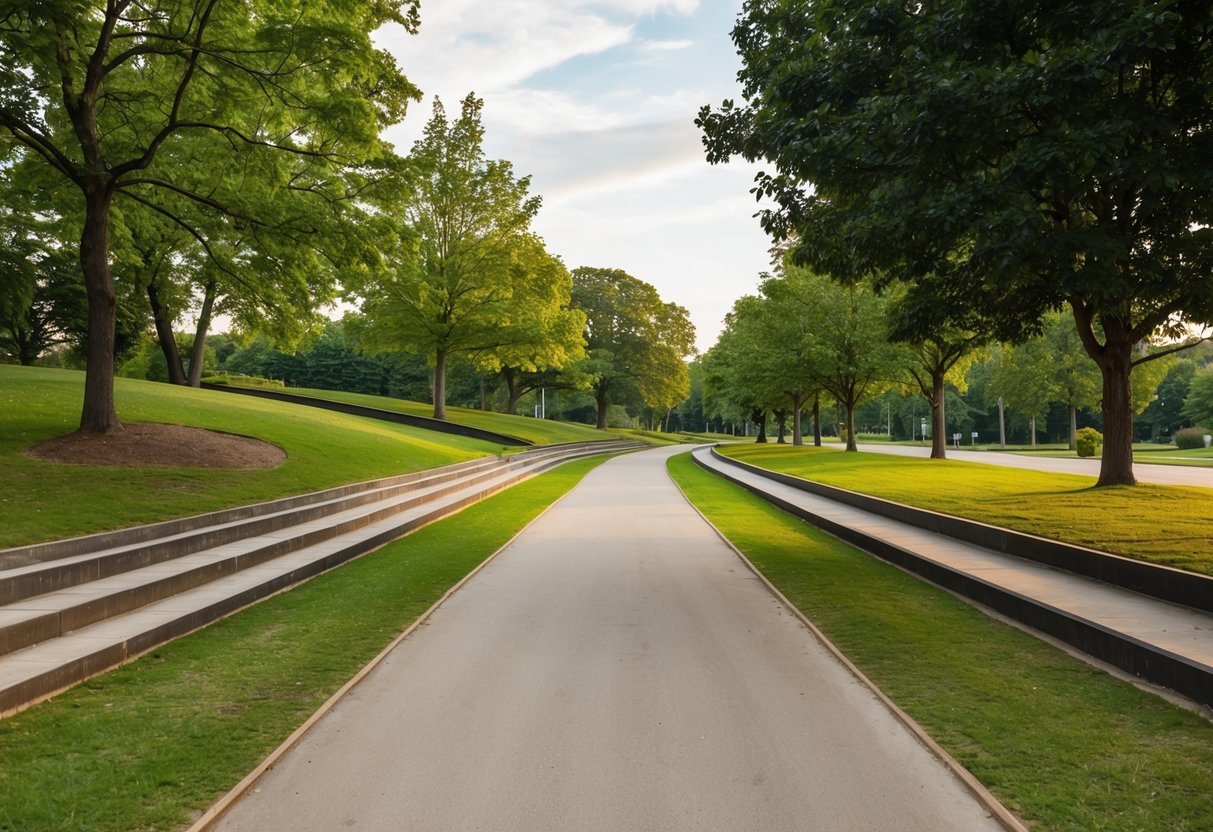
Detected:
[
  {"left": 210, "top": 445, "right": 1008, "bottom": 832},
  {"left": 855, "top": 442, "right": 1213, "bottom": 488}
]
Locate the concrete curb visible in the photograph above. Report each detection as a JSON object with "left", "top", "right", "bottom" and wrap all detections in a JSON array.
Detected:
[
  {"left": 184, "top": 453, "right": 610, "bottom": 832},
  {"left": 665, "top": 452, "right": 1029, "bottom": 832}
]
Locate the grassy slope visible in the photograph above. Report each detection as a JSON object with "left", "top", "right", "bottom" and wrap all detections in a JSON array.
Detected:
[
  {"left": 0, "top": 366, "right": 504, "bottom": 548},
  {"left": 669, "top": 453, "right": 1213, "bottom": 832},
  {"left": 221, "top": 382, "right": 610, "bottom": 445},
  {"left": 0, "top": 454, "right": 608, "bottom": 832},
  {"left": 717, "top": 443, "right": 1213, "bottom": 576}
]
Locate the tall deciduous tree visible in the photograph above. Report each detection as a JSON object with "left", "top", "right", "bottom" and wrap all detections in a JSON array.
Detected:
[
  {"left": 1043, "top": 311, "right": 1101, "bottom": 450},
  {"left": 358, "top": 96, "right": 577, "bottom": 420},
  {"left": 699, "top": 0, "right": 1213, "bottom": 485},
  {"left": 570, "top": 267, "right": 695, "bottom": 430},
  {"left": 777, "top": 266, "right": 904, "bottom": 452},
  {"left": 0, "top": 0, "right": 418, "bottom": 432},
  {"left": 990, "top": 342, "right": 1054, "bottom": 448}
]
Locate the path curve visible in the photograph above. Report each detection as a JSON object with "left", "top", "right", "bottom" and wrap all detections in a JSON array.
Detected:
[{"left": 207, "top": 445, "right": 1012, "bottom": 832}]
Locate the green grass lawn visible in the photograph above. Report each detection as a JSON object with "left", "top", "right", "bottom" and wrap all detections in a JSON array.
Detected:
[
  {"left": 716, "top": 443, "right": 1213, "bottom": 576},
  {"left": 0, "top": 366, "right": 506, "bottom": 548},
  {"left": 216, "top": 381, "right": 611, "bottom": 445},
  {"left": 0, "top": 454, "right": 607, "bottom": 832},
  {"left": 668, "top": 453, "right": 1213, "bottom": 832}
]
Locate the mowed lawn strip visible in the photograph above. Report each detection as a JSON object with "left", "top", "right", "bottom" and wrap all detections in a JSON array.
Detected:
[
  {"left": 668, "top": 453, "right": 1213, "bottom": 832},
  {"left": 0, "top": 366, "right": 504, "bottom": 548},
  {"left": 717, "top": 443, "right": 1213, "bottom": 576},
  {"left": 0, "top": 454, "right": 608, "bottom": 832},
  {"left": 217, "top": 381, "right": 609, "bottom": 446}
]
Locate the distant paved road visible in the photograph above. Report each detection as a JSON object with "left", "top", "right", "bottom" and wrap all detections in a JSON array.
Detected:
[
  {"left": 855, "top": 443, "right": 1213, "bottom": 488},
  {"left": 211, "top": 445, "right": 1009, "bottom": 832}
]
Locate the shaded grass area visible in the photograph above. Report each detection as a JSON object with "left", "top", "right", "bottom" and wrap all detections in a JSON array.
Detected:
[
  {"left": 717, "top": 443, "right": 1213, "bottom": 576},
  {"left": 0, "top": 454, "right": 607, "bottom": 832},
  {"left": 668, "top": 453, "right": 1213, "bottom": 832},
  {"left": 216, "top": 381, "right": 610, "bottom": 445},
  {"left": 0, "top": 366, "right": 502, "bottom": 548}
]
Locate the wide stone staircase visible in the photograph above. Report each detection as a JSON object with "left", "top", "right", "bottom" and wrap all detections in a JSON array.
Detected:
[{"left": 0, "top": 440, "right": 639, "bottom": 715}]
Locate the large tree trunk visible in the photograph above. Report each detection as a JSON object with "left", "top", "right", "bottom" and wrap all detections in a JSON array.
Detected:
[
  {"left": 998, "top": 397, "right": 1006, "bottom": 447},
  {"left": 844, "top": 396, "right": 858, "bottom": 452},
  {"left": 1030, "top": 415, "right": 1037, "bottom": 448},
  {"left": 752, "top": 409, "right": 767, "bottom": 443},
  {"left": 79, "top": 189, "right": 121, "bottom": 434},
  {"left": 1094, "top": 343, "right": 1137, "bottom": 487},
  {"left": 774, "top": 408, "right": 787, "bottom": 443},
  {"left": 790, "top": 392, "right": 804, "bottom": 446},
  {"left": 147, "top": 281, "right": 187, "bottom": 385},
  {"left": 187, "top": 278, "right": 217, "bottom": 387},
  {"left": 432, "top": 349, "right": 447, "bottom": 420},
  {"left": 812, "top": 394, "right": 822, "bottom": 447},
  {"left": 502, "top": 368, "right": 522, "bottom": 414},
  {"left": 595, "top": 387, "right": 609, "bottom": 430},
  {"left": 1071, "top": 303, "right": 1137, "bottom": 486},
  {"left": 929, "top": 367, "right": 947, "bottom": 459}
]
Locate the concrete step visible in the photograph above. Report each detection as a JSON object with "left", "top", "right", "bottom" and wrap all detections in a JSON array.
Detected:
[
  {"left": 0, "top": 440, "right": 639, "bottom": 715},
  {"left": 0, "top": 456, "right": 512, "bottom": 605}
]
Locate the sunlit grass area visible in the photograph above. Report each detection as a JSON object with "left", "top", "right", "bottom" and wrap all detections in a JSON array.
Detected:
[
  {"left": 0, "top": 366, "right": 502, "bottom": 548},
  {"left": 716, "top": 442, "right": 1213, "bottom": 575},
  {"left": 216, "top": 381, "right": 611, "bottom": 445}
]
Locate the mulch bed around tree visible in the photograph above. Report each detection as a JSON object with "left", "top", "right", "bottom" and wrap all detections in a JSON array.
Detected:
[{"left": 23, "top": 422, "right": 287, "bottom": 469}]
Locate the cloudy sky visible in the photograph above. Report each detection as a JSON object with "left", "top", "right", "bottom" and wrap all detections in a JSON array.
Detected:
[{"left": 372, "top": 1, "right": 773, "bottom": 353}]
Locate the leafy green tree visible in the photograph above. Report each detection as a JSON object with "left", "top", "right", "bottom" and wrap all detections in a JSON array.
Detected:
[
  {"left": 570, "top": 267, "right": 695, "bottom": 430},
  {"left": 1043, "top": 312, "right": 1101, "bottom": 450},
  {"left": 358, "top": 96, "right": 574, "bottom": 420},
  {"left": 1183, "top": 367, "right": 1213, "bottom": 429},
  {"left": 0, "top": 0, "right": 418, "bottom": 432},
  {"left": 699, "top": 0, "right": 1213, "bottom": 485},
  {"left": 754, "top": 273, "right": 827, "bottom": 445},
  {"left": 702, "top": 294, "right": 783, "bottom": 443},
  {"left": 990, "top": 342, "right": 1054, "bottom": 447},
  {"left": 1140, "top": 361, "right": 1196, "bottom": 441},
  {"left": 890, "top": 291, "right": 990, "bottom": 459},
  {"left": 774, "top": 267, "right": 903, "bottom": 452}
]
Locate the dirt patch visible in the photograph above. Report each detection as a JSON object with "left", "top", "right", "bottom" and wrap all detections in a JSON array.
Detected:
[{"left": 23, "top": 422, "right": 287, "bottom": 470}]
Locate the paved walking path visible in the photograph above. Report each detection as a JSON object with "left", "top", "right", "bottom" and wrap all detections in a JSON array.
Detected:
[
  {"left": 695, "top": 447, "right": 1213, "bottom": 683},
  {"left": 209, "top": 445, "right": 1009, "bottom": 832},
  {"left": 854, "top": 443, "right": 1213, "bottom": 488}
]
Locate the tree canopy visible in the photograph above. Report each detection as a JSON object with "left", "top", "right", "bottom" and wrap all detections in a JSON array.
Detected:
[
  {"left": 699, "top": 0, "right": 1213, "bottom": 485},
  {"left": 0, "top": 0, "right": 418, "bottom": 432},
  {"left": 570, "top": 267, "right": 695, "bottom": 430},
  {"left": 356, "top": 95, "right": 582, "bottom": 420}
]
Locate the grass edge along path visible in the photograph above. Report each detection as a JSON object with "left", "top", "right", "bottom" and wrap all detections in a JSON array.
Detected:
[
  {"left": 717, "top": 443, "right": 1213, "bottom": 577},
  {"left": 0, "top": 454, "right": 610, "bottom": 832},
  {"left": 667, "top": 453, "right": 1213, "bottom": 832}
]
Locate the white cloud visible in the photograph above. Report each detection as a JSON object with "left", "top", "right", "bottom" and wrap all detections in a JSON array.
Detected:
[
  {"left": 638, "top": 39, "right": 695, "bottom": 52},
  {"left": 371, "top": 0, "right": 770, "bottom": 350}
]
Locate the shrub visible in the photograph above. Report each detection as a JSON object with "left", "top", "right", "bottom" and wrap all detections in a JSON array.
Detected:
[
  {"left": 1075, "top": 427, "right": 1103, "bottom": 458},
  {"left": 1174, "top": 427, "right": 1213, "bottom": 450}
]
